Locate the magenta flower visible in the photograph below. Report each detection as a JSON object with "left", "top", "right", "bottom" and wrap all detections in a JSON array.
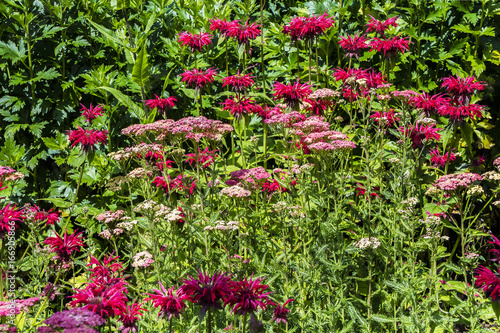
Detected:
[
  {"left": 145, "top": 282, "right": 190, "bottom": 320},
  {"left": 338, "top": 34, "right": 370, "bottom": 58},
  {"left": 44, "top": 230, "right": 84, "bottom": 263},
  {"left": 269, "top": 299, "right": 294, "bottom": 324},
  {"left": 370, "top": 35, "right": 410, "bottom": 57},
  {"left": 153, "top": 174, "right": 197, "bottom": 196},
  {"left": 178, "top": 31, "right": 212, "bottom": 52},
  {"left": 226, "top": 20, "right": 261, "bottom": 44},
  {"left": 370, "top": 109, "right": 400, "bottom": 127},
  {"left": 209, "top": 18, "right": 234, "bottom": 35},
  {"left": 399, "top": 123, "right": 441, "bottom": 148},
  {"left": 283, "top": 12, "right": 334, "bottom": 41},
  {"left": 70, "top": 281, "right": 128, "bottom": 318},
  {"left": 144, "top": 95, "right": 177, "bottom": 114},
  {"left": 80, "top": 104, "right": 104, "bottom": 124},
  {"left": 475, "top": 266, "right": 500, "bottom": 302},
  {"left": 0, "top": 203, "right": 24, "bottom": 235},
  {"left": 438, "top": 104, "right": 484, "bottom": 121},
  {"left": 410, "top": 92, "right": 449, "bottom": 115},
  {"left": 180, "top": 270, "right": 232, "bottom": 314},
  {"left": 366, "top": 15, "right": 398, "bottom": 36},
  {"left": 441, "top": 75, "right": 486, "bottom": 105},
  {"left": 87, "top": 253, "right": 124, "bottom": 282},
  {"left": 185, "top": 147, "right": 217, "bottom": 168},
  {"left": 429, "top": 146, "right": 456, "bottom": 168},
  {"left": 273, "top": 80, "right": 312, "bottom": 109},
  {"left": 181, "top": 68, "right": 217, "bottom": 91},
  {"left": 67, "top": 127, "right": 108, "bottom": 152},
  {"left": 31, "top": 206, "right": 61, "bottom": 226},
  {"left": 222, "top": 72, "right": 254, "bottom": 92},
  {"left": 224, "top": 276, "right": 270, "bottom": 315},
  {"left": 221, "top": 95, "right": 261, "bottom": 119},
  {"left": 117, "top": 301, "right": 146, "bottom": 333}
]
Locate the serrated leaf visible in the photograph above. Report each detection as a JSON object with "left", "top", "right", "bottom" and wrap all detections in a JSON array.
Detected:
[
  {"left": 0, "top": 40, "right": 26, "bottom": 64},
  {"left": 34, "top": 67, "right": 61, "bottom": 82},
  {"left": 372, "top": 314, "right": 395, "bottom": 323}
]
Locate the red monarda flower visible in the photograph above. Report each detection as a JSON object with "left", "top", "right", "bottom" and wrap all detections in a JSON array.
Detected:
[
  {"left": 225, "top": 276, "right": 270, "bottom": 315},
  {"left": 88, "top": 253, "right": 124, "bottom": 282},
  {"left": 399, "top": 123, "right": 441, "bottom": 148},
  {"left": 283, "top": 12, "right": 334, "bottom": 41},
  {"left": 145, "top": 282, "right": 190, "bottom": 320},
  {"left": 273, "top": 80, "right": 312, "bottom": 109},
  {"left": 410, "top": 92, "right": 449, "bottom": 115},
  {"left": 32, "top": 206, "right": 61, "bottom": 226},
  {"left": 67, "top": 127, "right": 108, "bottom": 152},
  {"left": 370, "top": 35, "right": 410, "bottom": 57},
  {"left": 70, "top": 281, "right": 128, "bottom": 318},
  {"left": 226, "top": 20, "right": 261, "bottom": 44},
  {"left": 117, "top": 301, "right": 146, "bottom": 333},
  {"left": 429, "top": 146, "right": 456, "bottom": 168},
  {"left": 475, "top": 266, "right": 500, "bottom": 301},
  {"left": 185, "top": 147, "right": 217, "bottom": 168},
  {"left": 269, "top": 299, "right": 294, "bottom": 324},
  {"left": 0, "top": 203, "right": 24, "bottom": 235},
  {"left": 209, "top": 18, "right": 234, "bottom": 35},
  {"left": 338, "top": 34, "right": 370, "bottom": 58},
  {"left": 180, "top": 270, "right": 232, "bottom": 313},
  {"left": 144, "top": 95, "right": 177, "bottom": 114},
  {"left": 178, "top": 32, "right": 212, "bottom": 52},
  {"left": 221, "top": 95, "right": 261, "bottom": 119},
  {"left": 181, "top": 68, "right": 217, "bottom": 90},
  {"left": 366, "top": 15, "right": 398, "bottom": 36},
  {"left": 438, "top": 103, "right": 484, "bottom": 122},
  {"left": 44, "top": 230, "right": 85, "bottom": 263},
  {"left": 80, "top": 104, "right": 104, "bottom": 124},
  {"left": 306, "top": 98, "right": 333, "bottom": 116},
  {"left": 153, "top": 174, "right": 197, "bottom": 196},
  {"left": 222, "top": 72, "right": 254, "bottom": 92},
  {"left": 441, "top": 75, "right": 486, "bottom": 105},
  {"left": 370, "top": 109, "right": 400, "bottom": 127}
]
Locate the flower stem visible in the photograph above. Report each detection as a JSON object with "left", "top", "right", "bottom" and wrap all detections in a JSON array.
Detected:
[
  {"left": 207, "top": 308, "right": 212, "bottom": 333},
  {"left": 29, "top": 268, "right": 63, "bottom": 329},
  {"left": 242, "top": 313, "right": 248, "bottom": 333},
  {"left": 63, "top": 159, "right": 85, "bottom": 231}
]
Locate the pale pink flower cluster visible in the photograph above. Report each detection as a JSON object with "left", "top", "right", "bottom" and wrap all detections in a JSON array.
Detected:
[
  {"left": 308, "top": 140, "right": 356, "bottom": 152},
  {"left": 353, "top": 237, "right": 381, "bottom": 249},
  {"left": 96, "top": 210, "right": 125, "bottom": 224},
  {"left": 134, "top": 199, "right": 157, "bottom": 212},
  {"left": 153, "top": 205, "right": 183, "bottom": 224},
  {"left": 272, "top": 201, "right": 305, "bottom": 218},
  {"left": 121, "top": 119, "right": 175, "bottom": 136},
  {"left": 131, "top": 251, "right": 154, "bottom": 268},
  {"left": 108, "top": 150, "right": 133, "bottom": 161},
  {"left": 122, "top": 117, "right": 233, "bottom": 142},
  {"left": 377, "top": 94, "right": 391, "bottom": 100},
  {"left": 464, "top": 252, "right": 480, "bottom": 260},
  {"left": 308, "top": 88, "right": 340, "bottom": 100},
  {"left": 434, "top": 173, "right": 482, "bottom": 191},
  {"left": 416, "top": 117, "right": 436, "bottom": 125},
  {"left": 302, "top": 131, "right": 349, "bottom": 144},
  {"left": 226, "top": 167, "right": 271, "bottom": 189},
  {"left": 493, "top": 157, "right": 500, "bottom": 170},
  {"left": 204, "top": 220, "right": 239, "bottom": 231},
  {"left": 221, "top": 185, "right": 251, "bottom": 198},
  {"left": 265, "top": 111, "right": 304, "bottom": 127},
  {"left": 0, "top": 297, "right": 40, "bottom": 317},
  {"left": 127, "top": 167, "right": 154, "bottom": 179},
  {"left": 391, "top": 90, "right": 417, "bottom": 100},
  {"left": 482, "top": 171, "right": 500, "bottom": 181},
  {"left": 291, "top": 163, "right": 314, "bottom": 174},
  {"left": 0, "top": 166, "right": 23, "bottom": 182},
  {"left": 291, "top": 116, "right": 330, "bottom": 135},
  {"left": 124, "top": 143, "right": 163, "bottom": 156}
]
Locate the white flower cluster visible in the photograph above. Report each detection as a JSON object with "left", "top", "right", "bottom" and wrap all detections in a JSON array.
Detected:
[
  {"left": 131, "top": 251, "right": 154, "bottom": 268},
  {"left": 482, "top": 171, "right": 500, "bottom": 181},
  {"left": 420, "top": 215, "right": 442, "bottom": 225},
  {"left": 402, "top": 197, "right": 418, "bottom": 207},
  {"left": 467, "top": 185, "right": 484, "bottom": 196},
  {"left": 353, "top": 237, "right": 381, "bottom": 250},
  {"left": 422, "top": 229, "right": 449, "bottom": 241},
  {"left": 204, "top": 220, "right": 239, "bottom": 232},
  {"left": 134, "top": 200, "right": 157, "bottom": 212}
]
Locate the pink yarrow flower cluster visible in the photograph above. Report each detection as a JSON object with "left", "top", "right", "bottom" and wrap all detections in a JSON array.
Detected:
[{"left": 434, "top": 172, "right": 482, "bottom": 191}]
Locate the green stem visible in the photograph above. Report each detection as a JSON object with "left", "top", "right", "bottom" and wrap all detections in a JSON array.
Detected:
[
  {"left": 207, "top": 308, "right": 212, "bottom": 333},
  {"left": 63, "top": 159, "right": 86, "bottom": 231},
  {"left": 242, "top": 313, "right": 248, "bottom": 333},
  {"left": 260, "top": 0, "right": 266, "bottom": 93},
  {"left": 308, "top": 41, "right": 312, "bottom": 82},
  {"left": 29, "top": 269, "right": 63, "bottom": 329}
]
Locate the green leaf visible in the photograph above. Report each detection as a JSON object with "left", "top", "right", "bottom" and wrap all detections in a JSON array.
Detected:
[
  {"left": 372, "top": 314, "right": 395, "bottom": 323},
  {"left": 97, "top": 86, "right": 145, "bottom": 120},
  {"left": 42, "top": 132, "right": 68, "bottom": 150},
  {"left": 111, "top": 0, "right": 130, "bottom": 10},
  {"left": 0, "top": 40, "right": 26, "bottom": 64},
  {"left": 87, "top": 19, "right": 129, "bottom": 49},
  {"left": 460, "top": 121, "right": 473, "bottom": 153},
  {"left": 131, "top": 43, "right": 150, "bottom": 89}
]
